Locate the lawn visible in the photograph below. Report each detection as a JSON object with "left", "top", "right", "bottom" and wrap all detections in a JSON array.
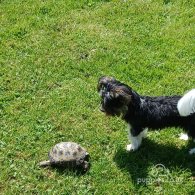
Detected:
[{"left": 0, "top": 0, "right": 195, "bottom": 194}]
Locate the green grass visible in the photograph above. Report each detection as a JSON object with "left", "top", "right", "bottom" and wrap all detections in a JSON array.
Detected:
[{"left": 1, "top": 0, "right": 195, "bottom": 194}]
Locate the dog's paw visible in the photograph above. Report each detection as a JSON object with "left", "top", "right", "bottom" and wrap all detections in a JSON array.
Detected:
[
  {"left": 179, "top": 133, "right": 189, "bottom": 141},
  {"left": 189, "top": 148, "right": 195, "bottom": 155},
  {"left": 126, "top": 144, "right": 138, "bottom": 152}
]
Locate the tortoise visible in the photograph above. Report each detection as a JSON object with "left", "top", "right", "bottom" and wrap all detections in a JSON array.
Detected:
[{"left": 39, "top": 142, "right": 90, "bottom": 171}]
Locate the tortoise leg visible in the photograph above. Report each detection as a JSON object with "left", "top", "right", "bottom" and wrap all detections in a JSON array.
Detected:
[{"left": 39, "top": 160, "right": 51, "bottom": 167}]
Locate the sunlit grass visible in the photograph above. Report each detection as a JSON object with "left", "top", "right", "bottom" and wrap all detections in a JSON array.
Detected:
[{"left": 1, "top": 0, "right": 195, "bottom": 194}]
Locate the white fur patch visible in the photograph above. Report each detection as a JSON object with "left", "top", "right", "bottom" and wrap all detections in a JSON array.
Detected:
[
  {"left": 179, "top": 133, "right": 189, "bottom": 141},
  {"left": 126, "top": 125, "right": 147, "bottom": 152},
  {"left": 126, "top": 144, "right": 136, "bottom": 151},
  {"left": 140, "top": 98, "right": 145, "bottom": 107},
  {"left": 177, "top": 89, "right": 195, "bottom": 116},
  {"left": 126, "top": 135, "right": 142, "bottom": 151}
]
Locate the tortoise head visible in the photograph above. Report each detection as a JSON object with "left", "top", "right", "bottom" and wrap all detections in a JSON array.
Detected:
[{"left": 77, "top": 152, "right": 90, "bottom": 171}]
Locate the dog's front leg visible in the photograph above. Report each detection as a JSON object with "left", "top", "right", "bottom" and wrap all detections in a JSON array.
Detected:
[{"left": 126, "top": 124, "right": 147, "bottom": 152}]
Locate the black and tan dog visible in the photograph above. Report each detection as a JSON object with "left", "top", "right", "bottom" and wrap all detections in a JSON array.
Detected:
[{"left": 97, "top": 76, "right": 195, "bottom": 154}]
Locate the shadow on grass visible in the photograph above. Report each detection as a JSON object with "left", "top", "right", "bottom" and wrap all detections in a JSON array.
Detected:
[
  {"left": 50, "top": 164, "right": 91, "bottom": 176},
  {"left": 114, "top": 138, "right": 195, "bottom": 186}
]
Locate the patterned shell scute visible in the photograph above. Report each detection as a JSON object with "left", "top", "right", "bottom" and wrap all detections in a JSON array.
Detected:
[{"left": 48, "top": 142, "right": 87, "bottom": 163}]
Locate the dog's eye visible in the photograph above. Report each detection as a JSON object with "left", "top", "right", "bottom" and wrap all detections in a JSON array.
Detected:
[
  {"left": 101, "top": 86, "right": 107, "bottom": 93},
  {"left": 99, "top": 87, "right": 106, "bottom": 97}
]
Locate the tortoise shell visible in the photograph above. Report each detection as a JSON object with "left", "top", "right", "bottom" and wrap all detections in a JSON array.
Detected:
[{"left": 39, "top": 142, "right": 89, "bottom": 171}]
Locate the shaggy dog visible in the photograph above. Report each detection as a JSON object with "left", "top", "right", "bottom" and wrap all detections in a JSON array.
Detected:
[{"left": 97, "top": 76, "right": 195, "bottom": 154}]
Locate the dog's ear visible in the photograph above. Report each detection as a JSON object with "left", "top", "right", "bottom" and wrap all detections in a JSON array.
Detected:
[{"left": 114, "top": 86, "right": 132, "bottom": 104}]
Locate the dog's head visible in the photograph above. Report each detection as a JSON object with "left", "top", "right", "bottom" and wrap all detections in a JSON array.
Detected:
[{"left": 97, "top": 76, "right": 132, "bottom": 117}]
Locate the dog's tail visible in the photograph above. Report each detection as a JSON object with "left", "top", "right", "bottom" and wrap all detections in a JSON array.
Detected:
[{"left": 177, "top": 89, "right": 195, "bottom": 116}]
